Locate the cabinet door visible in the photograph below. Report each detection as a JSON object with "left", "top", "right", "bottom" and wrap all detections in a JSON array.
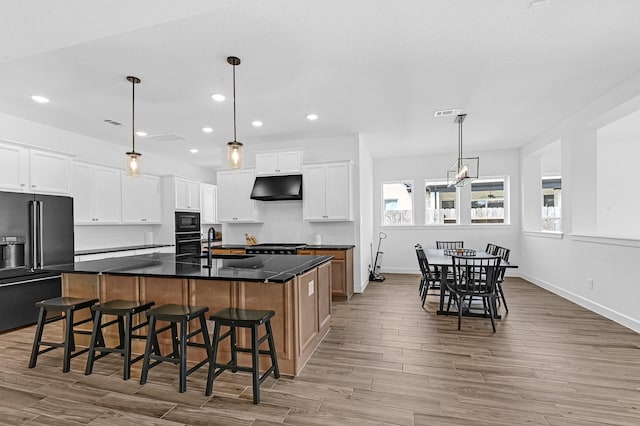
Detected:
[
  {"left": 0, "top": 143, "right": 29, "bottom": 192},
  {"left": 302, "top": 165, "right": 327, "bottom": 220},
  {"left": 255, "top": 153, "right": 279, "bottom": 175},
  {"left": 324, "top": 163, "right": 351, "bottom": 220},
  {"left": 175, "top": 178, "right": 190, "bottom": 210},
  {"left": 216, "top": 171, "right": 237, "bottom": 222},
  {"left": 142, "top": 175, "right": 162, "bottom": 223},
  {"left": 234, "top": 169, "right": 261, "bottom": 222},
  {"left": 201, "top": 184, "right": 217, "bottom": 224},
  {"left": 188, "top": 181, "right": 201, "bottom": 210},
  {"left": 29, "top": 150, "right": 72, "bottom": 195},
  {"left": 93, "top": 167, "right": 121, "bottom": 223},
  {"left": 277, "top": 151, "right": 302, "bottom": 174},
  {"left": 72, "top": 163, "right": 94, "bottom": 224}
]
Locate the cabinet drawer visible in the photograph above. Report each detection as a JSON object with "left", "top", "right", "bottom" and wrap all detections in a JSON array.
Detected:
[
  {"left": 297, "top": 249, "right": 316, "bottom": 256},
  {"left": 315, "top": 249, "right": 345, "bottom": 260}
]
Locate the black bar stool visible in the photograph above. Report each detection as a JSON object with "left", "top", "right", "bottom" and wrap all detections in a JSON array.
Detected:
[
  {"left": 206, "top": 308, "right": 280, "bottom": 404},
  {"left": 28, "top": 296, "right": 99, "bottom": 373},
  {"left": 139, "top": 304, "right": 212, "bottom": 393},
  {"left": 85, "top": 299, "right": 156, "bottom": 380}
]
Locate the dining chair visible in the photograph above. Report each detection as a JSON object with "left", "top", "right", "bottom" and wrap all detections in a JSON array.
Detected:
[
  {"left": 446, "top": 255, "right": 501, "bottom": 332},
  {"left": 485, "top": 243, "right": 498, "bottom": 255},
  {"left": 436, "top": 241, "right": 464, "bottom": 250},
  {"left": 494, "top": 246, "right": 511, "bottom": 313},
  {"left": 415, "top": 244, "right": 440, "bottom": 308}
]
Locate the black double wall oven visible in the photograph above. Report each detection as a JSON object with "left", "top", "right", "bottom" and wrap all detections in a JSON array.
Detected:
[{"left": 175, "top": 211, "right": 201, "bottom": 257}]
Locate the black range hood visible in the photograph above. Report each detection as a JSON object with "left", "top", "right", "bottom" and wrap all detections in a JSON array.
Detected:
[{"left": 250, "top": 174, "right": 303, "bottom": 201}]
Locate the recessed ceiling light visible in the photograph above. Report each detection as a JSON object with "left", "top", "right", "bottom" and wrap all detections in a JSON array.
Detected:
[
  {"left": 306, "top": 114, "right": 318, "bottom": 121},
  {"left": 136, "top": 131, "right": 147, "bottom": 137},
  {"left": 31, "top": 95, "right": 50, "bottom": 104},
  {"left": 202, "top": 127, "right": 213, "bottom": 133},
  {"left": 251, "top": 120, "right": 263, "bottom": 127},
  {"left": 190, "top": 148, "right": 199, "bottom": 154},
  {"left": 211, "top": 94, "right": 225, "bottom": 102},
  {"left": 529, "top": 0, "right": 551, "bottom": 9}
]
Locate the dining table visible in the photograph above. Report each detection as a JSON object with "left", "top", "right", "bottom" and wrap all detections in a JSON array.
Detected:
[{"left": 424, "top": 248, "right": 518, "bottom": 319}]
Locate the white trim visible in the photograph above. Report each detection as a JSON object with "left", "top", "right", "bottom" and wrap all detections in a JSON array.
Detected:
[
  {"left": 522, "top": 230, "right": 564, "bottom": 239},
  {"left": 380, "top": 267, "right": 420, "bottom": 274},
  {"left": 381, "top": 224, "right": 512, "bottom": 231},
  {"left": 521, "top": 272, "right": 640, "bottom": 333},
  {"left": 571, "top": 233, "right": 640, "bottom": 248},
  {"left": 356, "top": 277, "right": 370, "bottom": 293}
]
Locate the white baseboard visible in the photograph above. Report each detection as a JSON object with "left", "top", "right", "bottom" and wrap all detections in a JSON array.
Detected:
[
  {"left": 521, "top": 272, "right": 640, "bottom": 333},
  {"left": 356, "top": 277, "right": 369, "bottom": 294},
  {"left": 380, "top": 267, "right": 420, "bottom": 274}
]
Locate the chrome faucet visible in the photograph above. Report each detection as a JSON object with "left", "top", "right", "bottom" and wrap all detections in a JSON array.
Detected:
[{"left": 205, "top": 227, "right": 216, "bottom": 268}]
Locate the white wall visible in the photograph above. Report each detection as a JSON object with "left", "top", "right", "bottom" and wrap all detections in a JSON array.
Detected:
[
  {"left": 357, "top": 136, "right": 374, "bottom": 293},
  {"left": 373, "top": 148, "right": 521, "bottom": 274},
  {"left": 520, "top": 70, "right": 640, "bottom": 332}
]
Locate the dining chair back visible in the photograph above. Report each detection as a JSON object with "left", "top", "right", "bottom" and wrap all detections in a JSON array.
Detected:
[
  {"left": 415, "top": 244, "right": 439, "bottom": 307},
  {"left": 493, "top": 246, "right": 511, "bottom": 312},
  {"left": 436, "top": 241, "right": 464, "bottom": 250},
  {"left": 485, "top": 243, "right": 498, "bottom": 255},
  {"left": 448, "top": 255, "right": 501, "bottom": 332}
]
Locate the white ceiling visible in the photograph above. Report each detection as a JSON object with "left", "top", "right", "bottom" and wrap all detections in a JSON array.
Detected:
[{"left": 2, "top": 0, "right": 640, "bottom": 168}]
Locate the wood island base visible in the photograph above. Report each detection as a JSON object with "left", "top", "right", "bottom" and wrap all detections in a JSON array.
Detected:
[{"left": 62, "top": 261, "right": 331, "bottom": 377}]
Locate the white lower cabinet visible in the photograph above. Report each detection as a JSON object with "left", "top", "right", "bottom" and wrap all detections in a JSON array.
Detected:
[
  {"left": 73, "top": 163, "right": 121, "bottom": 224},
  {"left": 303, "top": 162, "right": 352, "bottom": 221},
  {"left": 121, "top": 174, "right": 162, "bottom": 224},
  {"left": 216, "top": 169, "right": 262, "bottom": 223}
]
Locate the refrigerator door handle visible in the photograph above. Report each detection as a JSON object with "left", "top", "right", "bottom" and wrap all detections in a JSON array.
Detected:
[
  {"left": 38, "top": 200, "right": 45, "bottom": 268},
  {"left": 30, "top": 200, "right": 37, "bottom": 269}
]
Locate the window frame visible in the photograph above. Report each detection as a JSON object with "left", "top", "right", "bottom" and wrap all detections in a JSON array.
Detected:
[
  {"left": 541, "top": 175, "right": 562, "bottom": 232},
  {"left": 381, "top": 180, "right": 415, "bottom": 226},
  {"left": 424, "top": 180, "right": 458, "bottom": 225},
  {"left": 469, "top": 176, "right": 510, "bottom": 225}
]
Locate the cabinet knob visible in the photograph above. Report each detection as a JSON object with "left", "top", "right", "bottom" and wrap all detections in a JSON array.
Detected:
[
  {"left": 31, "top": 185, "right": 36, "bottom": 188},
  {"left": 20, "top": 183, "right": 25, "bottom": 187}
]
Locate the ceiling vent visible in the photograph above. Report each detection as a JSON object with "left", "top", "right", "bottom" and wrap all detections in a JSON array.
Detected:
[
  {"left": 143, "top": 133, "right": 187, "bottom": 143},
  {"left": 104, "top": 119, "right": 123, "bottom": 126},
  {"left": 434, "top": 109, "right": 462, "bottom": 118}
]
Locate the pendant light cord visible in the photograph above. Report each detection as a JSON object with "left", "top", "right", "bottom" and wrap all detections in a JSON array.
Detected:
[
  {"left": 131, "top": 78, "right": 136, "bottom": 153},
  {"left": 458, "top": 117, "right": 462, "bottom": 169},
  {"left": 232, "top": 62, "right": 237, "bottom": 142}
]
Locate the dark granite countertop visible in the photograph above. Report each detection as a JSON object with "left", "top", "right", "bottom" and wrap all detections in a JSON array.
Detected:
[
  {"left": 75, "top": 244, "right": 174, "bottom": 256},
  {"left": 51, "top": 252, "right": 333, "bottom": 283},
  {"left": 206, "top": 244, "right": 355, "bottom": 250}
]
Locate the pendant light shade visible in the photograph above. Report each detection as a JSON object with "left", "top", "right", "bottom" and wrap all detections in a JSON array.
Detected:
[
  {"left": 226, "top": 56, "right": 244, "bottom": 169},
  {"left": 447, "top": 114, "right": 479, "bottom": 187},
  {"left": 125, "top": 76, "right": 142, "bottom": 177}
]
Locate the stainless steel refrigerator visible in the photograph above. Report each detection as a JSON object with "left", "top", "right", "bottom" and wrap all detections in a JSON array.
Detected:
[{"left": 0, "top": 190, "right": 74, "bottom": 331}]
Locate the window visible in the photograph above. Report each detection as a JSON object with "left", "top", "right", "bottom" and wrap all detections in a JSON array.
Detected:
[
  {"left": 425, "top": 181, "right": 457, "bottom": 224},
  {"left": 542, "top": 177, "right": 561, "bottom": 231},
  {"left": 470, "top": 178, "right": 506, "bottom": 224},
  {"left": 382, "top": 181, "right": 413, "bottom": 225}
]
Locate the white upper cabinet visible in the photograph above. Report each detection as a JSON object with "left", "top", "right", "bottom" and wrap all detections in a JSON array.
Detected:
[
  {"left": 303, "top": 161, "right": 352, "bottom": 221},
  {"left": 200, "top": 183, "right": 218, "bottom": 224},
  {"left": 216, "top": 169, "right": 262, "bottom": 223},
  {"left": 0, "top": 142, "right": 29, "bottom": 192},
  {"left": 255, "top": 151, "right": 302, "bottom": 175},
  {"left": 73, "top": 162, "right": 122, "bottom": 224},
  {"left": 29, "top": 150, "right": 73, "bottom": 195},
  {"left": 175, "top": 178, "right": 201, "bottom": 211},
  {"left": 121, "top": 174, "right": 162, "bottom": 224},
  {"left": 0, "top": 142, "right": 72, "bottom": 195}
]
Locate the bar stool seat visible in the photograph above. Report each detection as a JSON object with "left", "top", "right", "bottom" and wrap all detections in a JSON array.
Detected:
[
  {"left": 85, "top": 299, "right": 156, "bottom": 380},
  {"left": 206, "top": 308, "right": 280, "bottom": 404},
  {"left": 139, "top": 304, "right": 212, "bottom": 393},
  {"left": 29, "top": 296, "right": 99, "bottom": 373}
]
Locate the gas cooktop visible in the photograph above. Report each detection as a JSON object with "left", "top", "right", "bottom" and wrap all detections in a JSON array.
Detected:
[{"left": 245, "top": 243, "right": 307, "bottom": 254}]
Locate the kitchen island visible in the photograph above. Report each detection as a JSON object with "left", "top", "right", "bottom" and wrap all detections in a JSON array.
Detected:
[{"left": 54, "top": 252, "right": 333, "bottom": 377}]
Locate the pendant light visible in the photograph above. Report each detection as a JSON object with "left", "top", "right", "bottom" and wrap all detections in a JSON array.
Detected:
[
  {"left": 125, "top": 76, "right": 142, "bottom": 176},
  {"left": 226, "top": 56, "right": 244, "bottom": 169},
  {"left": 447, "top": 114, "right": 479, "bottom": 187}
]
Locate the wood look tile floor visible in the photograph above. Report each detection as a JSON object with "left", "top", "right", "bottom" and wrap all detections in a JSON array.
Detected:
[{"left": 1, "top": 275, "right": 639, "bottom": 425}]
